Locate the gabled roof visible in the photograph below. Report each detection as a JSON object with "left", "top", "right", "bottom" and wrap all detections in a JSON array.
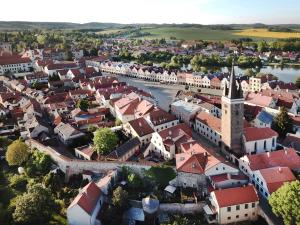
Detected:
[
  {"left": 148, "top": 108, "right": 177, "bottom": 126},
  {"left": 107, "top": 137, "right": 140, "bottom": 160},
  {"left": 243, "top": 127, "right": 278, "bottom": 142},
  {"left": 128, "top": 117, "right": 154, "bottom": 137},
  {"left": 159, "top": 123, "right": 192, "bottom": 140},
  {"left": 68, "top": 182, "right": 102, "bottom": 215},
  {"left": 243, "top": 148, "right": 300, "bottom": 171},
  {"left": 213, "top": 185, "right": 259, "bottom": 208},
  {"left": 256, "top": 110, "right": 274, "bottom": 124},
  {"left": 196, "top": 111, "right": 221, "bottom": 133},
  {"left": 259, "top": 166, "right": 296, "bottom": 194}
]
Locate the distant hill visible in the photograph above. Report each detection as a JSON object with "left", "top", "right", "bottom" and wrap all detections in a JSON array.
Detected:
[
  {"left": 0, "top": 21, "right": 125, "bottom": 30},
  {"left": 0, "top": 21, "right": 299, "bottom": 31}
]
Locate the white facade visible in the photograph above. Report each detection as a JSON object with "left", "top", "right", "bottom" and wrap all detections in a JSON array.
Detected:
[
  {"left": 242, "top": 136, "right": 277, "bottom": 154},
  {"left": 195, "top": 119, "right": 221, "bottom": 146}
]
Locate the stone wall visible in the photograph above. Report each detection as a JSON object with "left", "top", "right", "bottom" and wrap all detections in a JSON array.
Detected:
[{"left": 26, "top": 139, "right": 153, "bottom": 177}]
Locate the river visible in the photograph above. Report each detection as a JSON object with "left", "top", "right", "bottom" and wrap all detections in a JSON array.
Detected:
[{"left": 221, "top": 66, "right": 300, "bottom": 83}]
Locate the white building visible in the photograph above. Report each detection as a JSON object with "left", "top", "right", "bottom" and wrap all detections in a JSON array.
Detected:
[
  {"left": 195, "top": 111, "right": 222, "bottom": 146},
  {"left": 171, "top": 100, "right": 202, "bottom": 125},
  {"left": 0, "top": 56, "right": 33, "bottom": 74},
  {"left": 242, "top": 127, "right": 278, "bottom": 154},
  {"left": 67, "top": 182, "right": 104, "bottom": 225},
  {"left": 204, "top": 185, "right": 259, "bottom": 224},
  {"left": 54, "top": 122, "right": 85, "bottom": 145}
]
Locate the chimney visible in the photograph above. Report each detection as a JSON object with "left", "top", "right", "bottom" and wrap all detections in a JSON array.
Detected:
[
  {"left": 284, "top": 149, "right": 288, "bottom": 155},
  {"left": 139, "top": 122, "right": 142, "bottom": 127},
  {"left": 190, "top": 143, "right": 193, "bottom": 148},
  {"left": 278, "top": 167, "right": 282, "bottom": 173},
  {"left": 169, "top": 130, "right": 172, "bottom": 136},
  {"left": 267, "top": 152, "right": 270, "bottom": 157},
  {"left": 227, "top": 173, "right": 231, "bottom": 180}
]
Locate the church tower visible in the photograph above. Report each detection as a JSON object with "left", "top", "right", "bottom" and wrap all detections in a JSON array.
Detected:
[{"left": 221, "top": 62, "right": 244, "bottom": 156}]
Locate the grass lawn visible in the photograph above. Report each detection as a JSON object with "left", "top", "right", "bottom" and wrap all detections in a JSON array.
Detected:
[
  {"left": 140, "top": 26, "right": 238, "bottom": 41},
  {"left": 135, "top": 26, "right": 300, "bottom": 41},
  {"left": 233, "top": 28, "right": 300, "bottom": 39}
]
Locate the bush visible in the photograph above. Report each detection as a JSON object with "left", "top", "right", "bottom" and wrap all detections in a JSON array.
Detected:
[{"left": 9, "top": 175, "right": 27, "bottom": 191}]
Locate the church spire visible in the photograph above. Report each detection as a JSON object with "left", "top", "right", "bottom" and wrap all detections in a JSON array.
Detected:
[{"left": 227, "top": 60, "right": 242, "bottom": 99}]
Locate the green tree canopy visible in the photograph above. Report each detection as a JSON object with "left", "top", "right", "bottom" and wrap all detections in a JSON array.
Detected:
[
  {"left": 112, "top": 186, "right": 128, "bottom": 209},
  {"left": 12, "top": 184, "right": 55, "bottom": 224},
  {"left": 76, "top": 99, "right": 89, "bottom": 112},
  {"left": 272, "top": 107, "right": 293, "bottom": 138},
  {"left": 244, "top": 68, "right": 255, "bottom": 77},
  {"left": 6, "top": 140, "right": 29, "bottom": 166},
  {"left": 144, "top": 165, "right": 176, "bottom": 188},
  {"left": 269, "top": 180, "right": 300, "bottom": 225},
  {"left": 26, "top": 150, "right": 52, "bottom": 176},
  {"left": 0, "top": 136, "right": 12, "bottom": 150},
  {"left": 93, "top": 128, "right": 118, "bottom": 155}
]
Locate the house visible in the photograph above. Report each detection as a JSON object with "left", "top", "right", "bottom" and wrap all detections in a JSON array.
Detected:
[
  {"left": 145, "top": 108, "right": 179, "bottom": 132},
  {"left": 171, "top": 100, "right": 202, "bottom": 125},
  {"left": 198, "top": 102, "right": 221, "bottom": 118},
  {"left": 209, "top": 173, "right": 248, "bottom": 190},
  {"left": 124, "top": 117, "right": 154, "bottom": 147},
  {"left": 251, "top": 166, "right": 296, "bottom": 198},
  {"left": 25, "top": 72, "right": 48, "bottom": 85},
  {"left": 20, "top": 114, "right": 49, "bottom": 139},
  {"left": 114, "top": 93, "right": 140, "bottom": 123},
  {"left": 245, "top": 93, "right": 277, "bottom": 108},
  {"left": 239, "top": 148, "right": 300, "bottom": 177},
  {"left": 96, "top": 170, "right": 118, "bottom": 195},
  {"left": 0, "top": 56, "right": 33, "bottom": 74},
  {"left": 75, "top": 145, "right": 97, "bottom": 160},
  {"left": 253, "top": 110, "right": 274, "bottom": 128},
  {"left": 146, "top": 123, "right": 193, "bottom": 160},
  {"left": 242, "top": 127, "right": 278, "bottom": 154},
  {"left": 67, "top": 182, "right": 104, "bottom": 225},
  {"left": 282, "top": 133, "right": 300, "bottom": 152},
  {"left": 107, "top": 137, "right": 140, "bottom": 161},
  {"left": 204, "top": 185, "right": 259, "bottom": 224},
  {"left": 172, "top": 143, "right": 239, "bottom": 190},
  {"left": 54, "top": 122, "right": 85, "bottom": 145},
  {"left": 195, "top": 111, "right": 222, "bottom": 146}
]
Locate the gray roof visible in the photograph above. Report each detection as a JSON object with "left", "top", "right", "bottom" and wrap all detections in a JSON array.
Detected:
[{"left": 107, "top": 137, "right": 140, "bottom": 160}]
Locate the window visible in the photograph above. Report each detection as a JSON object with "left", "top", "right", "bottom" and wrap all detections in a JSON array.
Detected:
[
  {"left": 245, "top": 214, "right": 248, "bottom": 217},
  {"left": 252, "top": 203, "right": 255, "bottom": 208},
  {"left": 254, "top": 142, "right": 257, "bottom": 151},
  {"left": 236, "top": 215, "right": 239, "bottom": 219},
  {"left": 227, "top": 207, "right": 231, "bottom": 212},
  {"left": 264, "top": 140, "right": 267, "bottom": 150},
  {"left": 227, "top": 217, "right": 231, "bottom": 220},
  {"left": 272, "top": 138, "right": 275, "bottom": 147},
  {"left": 236, "top": 205, "right": 240, "bottom": 210}
]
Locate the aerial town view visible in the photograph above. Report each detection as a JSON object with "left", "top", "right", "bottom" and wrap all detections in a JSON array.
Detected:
[{"left": 0, "top": 0, "right": 300, "bottom": 225}]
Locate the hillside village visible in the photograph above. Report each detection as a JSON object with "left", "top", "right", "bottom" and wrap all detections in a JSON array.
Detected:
[{"left": 0, "top": 35, "right": 300, "bottom": 225}]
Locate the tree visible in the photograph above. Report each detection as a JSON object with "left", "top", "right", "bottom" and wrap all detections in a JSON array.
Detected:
[
  {"left": 244, "top": 68, "right": 255, "bottom": 77},
  {"left": 87, "top": 125, "right": 97, "bottom": 133},
  {"left": 269, "top": 180, "right": 300, "bottom": 225},
  {"left": 12, "top": 184, "right": 55, "bottom": 224},
  {"left": 93, "top": 128, "right": 118, "bottom": 155},
  {"left": 43, "top": 172, "right": 63, "bottom": 193},
  {"left": 295, "top": 76, "right": 300, "bottom": 89},
  {"left": 26, "top": 150, "right": 52, "bottom": 176},
  {"left": 272, "top": 107, "right": 293, "bottom": 138},
  {"left": 6, "top": 140, "right": 29, "bottom": 166},
  {"left": 144, "top": 165, "right": 176, "bottom": 188},
  {"left": 127, "top": 172, "right": 143, "bottom": 189},
  {"left": 112, "top": 187, "right": 128, "bottom": 209},
  {"left": 76, "top": 99, "right": 89, "bottom": 112}
]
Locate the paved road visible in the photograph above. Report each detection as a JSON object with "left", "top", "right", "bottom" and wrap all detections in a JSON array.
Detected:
[
  {"left": 116, "top": 75, "right": 180, "bottom": 111},
  {"left": 110, "top": 74, "right": 222, "bottom": 111}
]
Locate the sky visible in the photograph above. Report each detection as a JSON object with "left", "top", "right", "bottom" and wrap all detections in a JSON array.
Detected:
[{"left": 1, "top": 0, "right": 300, "bottom": 24}]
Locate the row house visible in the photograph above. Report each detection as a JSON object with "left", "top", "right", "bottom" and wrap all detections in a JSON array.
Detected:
[
  {"left": 173, "top": 142, "right": 239, "bottom": 190},
  {"left": 195, "top": 111, "right": 222, "bottom": 146},
  {"left": 124, "top": 117, "right": 154, "bottom": 147},
  {"left": 145, "top": 108, "right": 179, "bottom": 132},
  {"left": 24, "top": 71, "right": 49, "bottom": 85},
  {"left": 239, "top": 148, "right": 300, "bottom": 198},
  {"left": 0, "top": 92, "right": 27, "bottom": 110},
  {"left": 0, "top": 56, "right": 33, "bottom": 74},
  {"left": 146, "top": 123, "right": 193, "bottom": 160}
]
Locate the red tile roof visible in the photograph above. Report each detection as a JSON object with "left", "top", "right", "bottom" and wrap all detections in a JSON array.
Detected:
[
  {"left": 0, "top": 56, "right": 31, "bottom": 65},
  {"left": 245, "top": 148, "right": 300, "bottom": 171},
  {"left": 196, "top": 111, "right": 221, "bottom": 133},
  {"left": 246, "top": 93, "right": 275, "bottom": 107},
  {"left": 148, "top": 108, "right": 177, "bottom": 126},
  {"left": 128, "top": 117, "right": 154, "bottom": 137},
  {"left": 68, "top": 182, "right": 101, "bottom": 215},
  {"left": 213, "top": 185, "right": 259, "bottom": 207},
  {"left": 159, "top": 123, "right": 192, "bottom": 140},
  {"left": 243, "top": 127, "right": 278, "bottom": 142},
  {"left": 259, "top": 166, "right": 296, "bottom": 194}
]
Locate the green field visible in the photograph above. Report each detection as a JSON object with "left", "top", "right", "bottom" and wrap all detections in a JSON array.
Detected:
[{"left": 137, "top": 26, "right": 299, "bottom": 41}]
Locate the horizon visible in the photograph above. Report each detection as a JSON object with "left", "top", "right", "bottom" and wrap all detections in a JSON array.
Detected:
[{"left": 1, "top": 0, "right": 300, "bottom": 24}]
